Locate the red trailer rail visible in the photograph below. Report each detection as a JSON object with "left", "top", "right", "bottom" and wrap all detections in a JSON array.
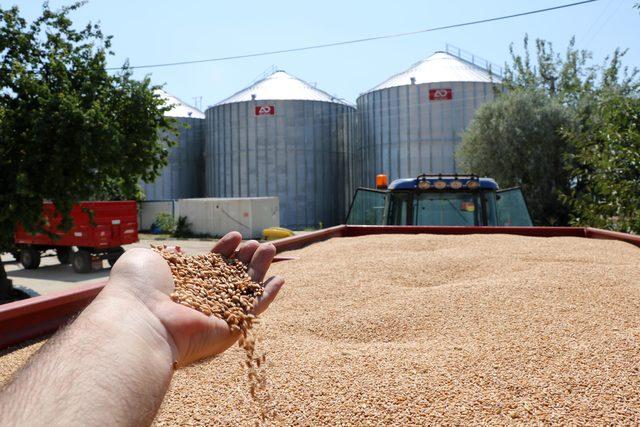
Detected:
[
  {"left": 1, "top": 225, "right": 639, "bottom": 350},
  {"left": 14, "top": 201, "right": 138, "bottom": 273}
]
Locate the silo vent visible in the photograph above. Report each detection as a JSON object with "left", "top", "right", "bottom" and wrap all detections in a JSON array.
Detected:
[
  {"left": 251, "top": 94, "right": 257, "bottom": 100},
  {"left": 410, "top": 77, "right": 416, "bottom": 85}
]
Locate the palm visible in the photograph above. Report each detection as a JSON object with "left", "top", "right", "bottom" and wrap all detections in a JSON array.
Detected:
[{"left": 153, "top": 232, "right": 284, "bottom": 365}]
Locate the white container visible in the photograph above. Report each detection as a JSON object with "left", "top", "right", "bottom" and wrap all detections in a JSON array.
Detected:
[{"left": 177, "top": 197, "right": 279, "bottom": 239}]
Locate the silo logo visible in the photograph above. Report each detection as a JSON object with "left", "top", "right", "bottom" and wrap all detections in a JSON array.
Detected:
[
  {"left": 255, "top": 105, "right": 276, "bottom": 116},
  {"left": 429, "top": 88, "right": 452, "bottom": 101}
]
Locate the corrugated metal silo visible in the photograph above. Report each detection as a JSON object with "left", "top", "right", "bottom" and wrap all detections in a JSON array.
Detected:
[
  {"left": 204, "top": 70, "right": 355, "bottom": 229},
  {"left": 142, "top": 90, "right": 205, "bottom": 200},
  {"left": 354, "top": 50, "right": 500, "bottom": 188}
]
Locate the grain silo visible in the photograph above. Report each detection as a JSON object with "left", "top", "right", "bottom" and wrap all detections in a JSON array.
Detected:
[
  {"left": 354, "top": 49, "right": 500, "bottom": 188},
  {"left": 142, "top": 90, "right": 205, "bottom": 200},
  {"left": 204, "top": 70, "right": 355, "bottom": 229}
]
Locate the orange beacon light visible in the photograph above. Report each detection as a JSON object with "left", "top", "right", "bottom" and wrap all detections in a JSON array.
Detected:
[{"left": 376, "top": 174, "right": 388, "bottom": 189}]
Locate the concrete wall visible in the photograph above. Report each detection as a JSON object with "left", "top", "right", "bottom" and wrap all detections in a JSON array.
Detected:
[
  {"left": 138, "top": 197, "right": 279, "bottom": 239},
  {"left": 178, "top": 198, "right": 279, "bottom": 239},
  {"left": 138, "top": 201, "right": 176, "bottom": 231}
]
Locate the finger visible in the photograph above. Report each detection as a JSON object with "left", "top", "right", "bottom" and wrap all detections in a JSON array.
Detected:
[
  {"left": 253, "top": 276, "right": 285, "bottom": 316},
  {"left": 211, "top": 231, "right": 243, "bottom": 258},
  {"left": 248, "top": 243, "right": 276, "bottom": 283},
  {"left": 237, "top": 240, "right": 260, "bottom": 265}
]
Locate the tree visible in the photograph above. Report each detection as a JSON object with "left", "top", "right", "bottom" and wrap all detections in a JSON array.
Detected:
[
  {"left": 0, "top": 3, "right": 175, "bottom": 301},
  {"left": 459, "top": 34, "right": 638, "bottom": 226},
  {"left": 563, "top": 93, "right": 640, "bottom": 233},
  {"left": 457, "top": 90, "right": 573, "bottom": 225},
  {"left": 502, "top": 35, "right": 597, "bottom": 101}
]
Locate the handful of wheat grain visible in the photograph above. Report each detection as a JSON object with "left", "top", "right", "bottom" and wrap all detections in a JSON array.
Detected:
[
  {"left": 152, "top": 245, "right": 271, "bottom": 424},
  {"left": 152, "top": 245, "right": 264, "bottom": 335}
]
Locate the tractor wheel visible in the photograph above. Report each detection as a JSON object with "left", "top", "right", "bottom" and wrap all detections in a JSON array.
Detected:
[
  {"left": 56, "top": 247, "right": 72, "bottom": 264},
  {"left": 72, "top": 249, "right": 92, "bottom": 274},
  {"left": 20, "top": 248, "right": 41, "bottom": 269},
  {"left": 107, "top": 247, "right": 125, "bottom": 267}
]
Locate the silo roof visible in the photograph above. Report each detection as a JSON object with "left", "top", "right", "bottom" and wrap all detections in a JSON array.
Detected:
[
  {"left": 215, "top": 70, "right": 351, "bottom": 106},
  {"left": 155, "top": 89, "right": 205, "bottom": 119},
  {"left": 366, "top": 51, "right": 501, "bottom": 93}
]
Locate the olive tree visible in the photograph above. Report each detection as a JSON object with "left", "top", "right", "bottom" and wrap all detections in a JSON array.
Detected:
[
  {"left": 457, "top": 90, "right": 573, "bottom": 225},
  {"left": 563, "top": 93, "right": 640, "bottom": 233},
  {"left": 459, "top": 34, "right": 638, "bottom": 227},
  {"left": 0, "top": 3, "right": 175, "bottom": 301}
]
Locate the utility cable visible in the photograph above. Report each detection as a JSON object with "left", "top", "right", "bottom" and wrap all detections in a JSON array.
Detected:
[{"left": 108, "top": 0, "right": 599, "bottom": 70}]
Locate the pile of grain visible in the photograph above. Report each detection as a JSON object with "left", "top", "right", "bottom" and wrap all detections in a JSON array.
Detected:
[{"left": 2, "top": 234, "right": 640, "bottom": 425}]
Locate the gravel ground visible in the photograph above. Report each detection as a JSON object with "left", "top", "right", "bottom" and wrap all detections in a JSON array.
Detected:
[{"left": 2, "top": 234, "right": 640, "bottom": 425}]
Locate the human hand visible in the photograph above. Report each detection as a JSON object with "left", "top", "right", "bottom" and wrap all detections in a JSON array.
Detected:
[{"left": 105, "top": 232, "right": 284, "bottom": 366}]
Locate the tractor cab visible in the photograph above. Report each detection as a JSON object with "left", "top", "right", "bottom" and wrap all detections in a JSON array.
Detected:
[{"left": 346, "top": 174, "right": 532, "bottom": 226}]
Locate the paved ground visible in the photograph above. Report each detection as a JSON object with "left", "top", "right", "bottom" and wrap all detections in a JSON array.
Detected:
[{"left": 1, "top": 238, "right": 220, "bottom": 297}]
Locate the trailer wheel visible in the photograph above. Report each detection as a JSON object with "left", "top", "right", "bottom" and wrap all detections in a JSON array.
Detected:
[
  {"left": 72, "top": 250, "right": 92, "bottom": 274},
  {"left": 20, "top": 248, "right": 41, "bottom": 269},
  {"left": 107, "top": 247, "right": 125, "bottom": 267},
  {"left": 11, "top": 250, "right": 20, "bottom": 261},
  {"left": 56, "top": 247, "right": 72, "bottom": 264}
]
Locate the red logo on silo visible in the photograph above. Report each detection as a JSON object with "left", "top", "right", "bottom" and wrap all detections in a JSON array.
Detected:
[
  {"left": 255, "top": 105, "right": 276, "bottom": 116},
  {"left": 429, "top": 88, "right": 452, "bottom": 101}
]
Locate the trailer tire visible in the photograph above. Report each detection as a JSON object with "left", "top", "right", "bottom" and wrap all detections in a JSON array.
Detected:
[
  {"left": 107, "top": 247, "right": 125, "bottom": 267},
  {"left": 56, "top": 247, "right": 72, "bottom": 264},
  {"left": 20, "top": 248, "right": 41, "bottom": 269},
  {"left": 11, "top": 250, "right": 20, "bottom": 261},
  {"left": 72, "top": 250, "right": 92, "bottom": 274}
]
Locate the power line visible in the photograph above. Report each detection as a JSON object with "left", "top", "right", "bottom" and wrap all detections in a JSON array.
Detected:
[
  {"left": 109, "top": 0, "right": 599, "bottom": 71},
  {"left": 577, "top": 0, "right": 614, "bottom": 46},
  {"left": 582, "top": 0, "right": 625, "bottom": 48}
]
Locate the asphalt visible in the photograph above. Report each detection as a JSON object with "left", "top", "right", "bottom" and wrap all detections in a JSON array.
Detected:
[{"left": 1, "top": 238, "right": 220, "bottom": 298}]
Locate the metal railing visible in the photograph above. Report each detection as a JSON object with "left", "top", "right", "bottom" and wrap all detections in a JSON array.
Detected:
[{"left": 445, "top": 43, "right": 503, "bottom": 78}]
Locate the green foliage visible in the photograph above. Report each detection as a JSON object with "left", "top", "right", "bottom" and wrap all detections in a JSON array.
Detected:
[
  {"left": 174, "top": 216, "right": 194, "bottom": 238},
  {"left": 0, "top": 3, "right": 175, "bottom": 292},
  {"left": 153, "top": 213, "right": 176, "bottom": 234},
  {"left": 0, "top": 3, "right": 175, "bottom": 246},
  {"left": 503, "top": 35, "right": 638, "bottom": 101},
  {"left": 458, "top": 90, "right": 573, "bottom": 225},
  {"left": 503, "top": 35, "right": 596, "bottom": 101},
  {"left": 459, "top": 35, "right": 639, "bottom": 228},
  {"left": 562, "top": 93, "right": 640, "bottom": 233}
]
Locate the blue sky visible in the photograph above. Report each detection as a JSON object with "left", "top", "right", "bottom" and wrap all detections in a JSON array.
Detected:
[{"left": 13, "top": 0, "right": 639, "bottom": 108}]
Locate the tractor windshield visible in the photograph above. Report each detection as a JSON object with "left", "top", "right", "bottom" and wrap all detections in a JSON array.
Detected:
[
  {"left": 346, "top": 179, "right": 532, "bottom": 226},
  {"left": 412, "top": 192, "right": 482, "bottom": 226}
]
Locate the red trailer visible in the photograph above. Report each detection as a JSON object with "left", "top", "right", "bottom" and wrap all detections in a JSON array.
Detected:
[{"left": 14, "top": 201, "right": 138, "bottom": 273}]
